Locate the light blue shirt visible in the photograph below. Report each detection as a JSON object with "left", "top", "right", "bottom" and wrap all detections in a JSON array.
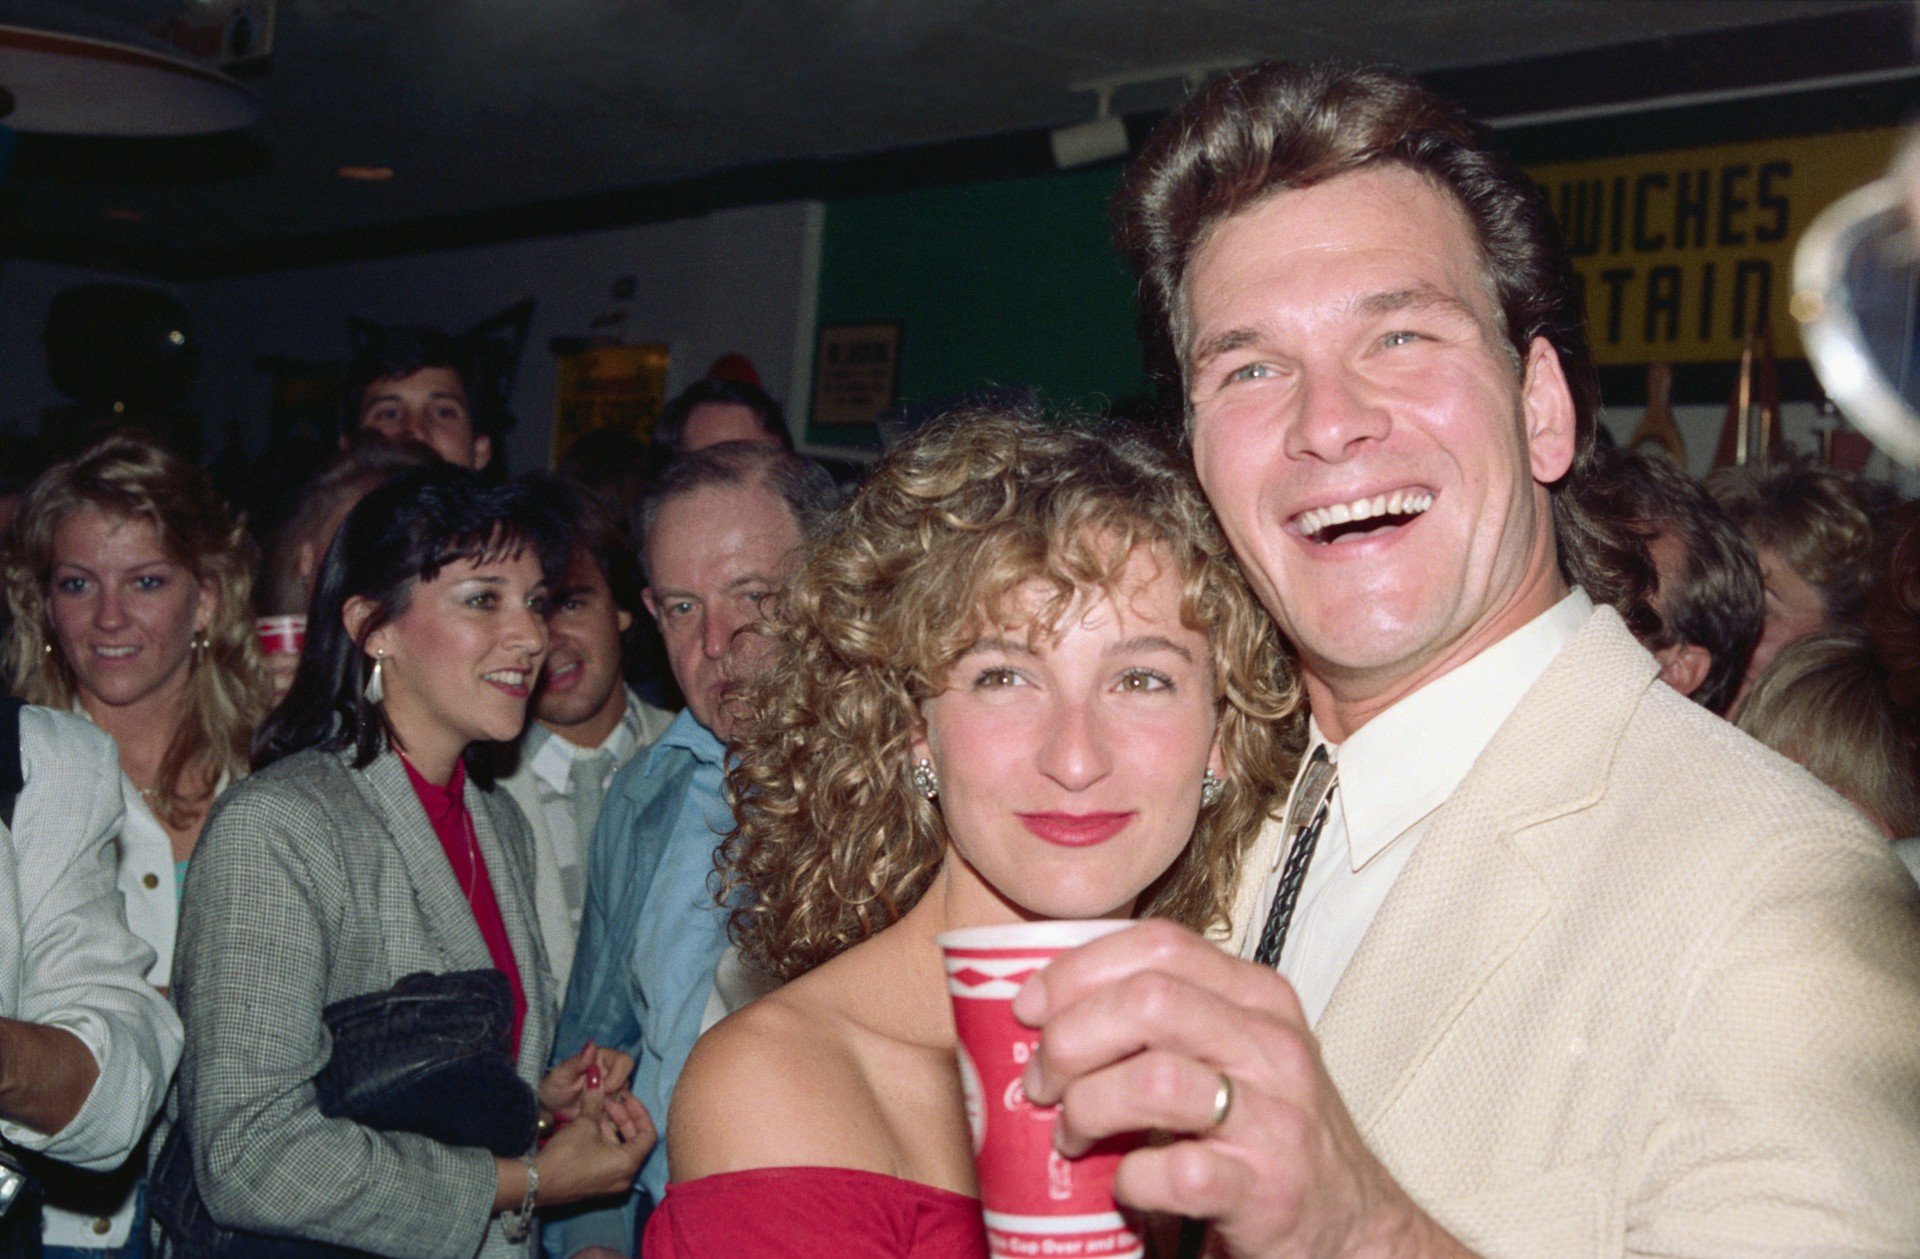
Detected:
[{"left": 543, "top": 708, "right": 731, "bottom": 1258}]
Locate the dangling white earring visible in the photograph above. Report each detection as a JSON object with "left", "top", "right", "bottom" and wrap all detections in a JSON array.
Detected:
[
  {"left": 1200, "top": 770, "right": 1225, "bottom": 808},
  {"left": 910, "top": 757, "right": 938, "bottom": 801},
  {"left": 364, "top": 652, "right": 385, "bottom": 705}
]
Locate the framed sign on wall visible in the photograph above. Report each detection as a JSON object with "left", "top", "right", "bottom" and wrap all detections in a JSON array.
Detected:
[
  {"left": 809, "top": 321, "right": 901, "bottom": 441},
  {"left": 552, "top": 341, "right": 670, "bottom": 462}
]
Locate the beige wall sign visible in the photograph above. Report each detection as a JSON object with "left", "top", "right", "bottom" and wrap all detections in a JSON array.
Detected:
[{"left": 812, "top": 321, "right": 901, "bottom": 430}]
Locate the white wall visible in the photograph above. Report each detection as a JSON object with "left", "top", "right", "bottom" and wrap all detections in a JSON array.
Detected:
[{"left": 186, "top": 199, "right": 822, "bottom": 471}]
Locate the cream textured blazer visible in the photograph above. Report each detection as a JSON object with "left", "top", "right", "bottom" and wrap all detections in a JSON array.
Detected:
[{"left": 1230, "top": 607, "right": 1920, "bottom": 1257}]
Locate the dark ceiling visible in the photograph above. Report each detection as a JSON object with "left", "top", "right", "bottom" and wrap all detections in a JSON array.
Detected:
[{"left": 3, "top": 0, "right": 1913, "bottom": 278}]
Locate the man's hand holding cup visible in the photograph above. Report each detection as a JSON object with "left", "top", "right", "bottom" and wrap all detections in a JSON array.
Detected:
[{"left": 1013, "top": 920, "right": 1471, "bottom": 1259}]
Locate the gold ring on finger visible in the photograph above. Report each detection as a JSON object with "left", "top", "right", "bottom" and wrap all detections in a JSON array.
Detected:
[{"left": 1206, "top": 1070, "right": 1234, "bottom": 1132}]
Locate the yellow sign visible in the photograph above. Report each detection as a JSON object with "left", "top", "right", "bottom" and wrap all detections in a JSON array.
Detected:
[
  {"left": 552, "top": 343, "right": 670, "bottom": 462},
  {"left": 1525, "top": 129, "right": 1900, "bottom": 364}
]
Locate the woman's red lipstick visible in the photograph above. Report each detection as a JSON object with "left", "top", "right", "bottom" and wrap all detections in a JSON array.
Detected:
[{"left": 1018, "top": 811, "right": 1134, "bottom": 847}]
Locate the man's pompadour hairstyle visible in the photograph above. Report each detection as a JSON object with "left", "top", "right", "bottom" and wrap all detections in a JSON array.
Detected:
[{"left": 1117, "top": 60, "right": 1651, "bottom": 617}]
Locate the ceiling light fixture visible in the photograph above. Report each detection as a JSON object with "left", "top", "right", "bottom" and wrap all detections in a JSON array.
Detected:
[
  {"left": 0, "top": 0, "right": 259, "bottom": 135},
  {"left": 1050, "top": 59, "right": 1250, "bottom": 170},
  {"left": 1049, "top": 84, "right": 1127, "bottom": 170},
  {"left": 337, "top": 164, "right": 394, "bottom": 182}
]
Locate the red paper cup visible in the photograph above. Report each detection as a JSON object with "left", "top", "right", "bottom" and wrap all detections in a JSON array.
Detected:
[
  {"left": 939, "top": 920, "right": 1143, "bottom": 1259},
  {"left": 256, "top": 614, "right": 306, "bottom": 656}
]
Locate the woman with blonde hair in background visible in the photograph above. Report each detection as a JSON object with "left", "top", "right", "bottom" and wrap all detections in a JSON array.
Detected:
[
  {"left": 2, "top": 431, "right": 268, "bottom": 947},
  {"left": 0, "top": 432, "right": 269, "bottom": 1256},
  {"left": 651, "top": 409, "right": 1299, "bottom": 1256},
  {"left": 1706, "top": 462, "right": 1889, "bottom": 709},
  {"left": 1736, "top": 630, "right": 1920, "bottom": 874}
]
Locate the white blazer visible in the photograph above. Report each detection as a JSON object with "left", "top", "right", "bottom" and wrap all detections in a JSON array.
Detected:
[{"left": 1, "top": 708, "right": 181, "bottom": 1249}]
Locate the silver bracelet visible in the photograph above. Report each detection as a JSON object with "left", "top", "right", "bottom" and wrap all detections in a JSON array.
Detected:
[{"left": 501, "top": 1152, "right": 538, "bottom": 1243}]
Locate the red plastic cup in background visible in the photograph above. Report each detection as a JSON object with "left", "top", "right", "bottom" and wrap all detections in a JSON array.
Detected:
[
  {"left": 256, "top": 614, "right": 306, "bottom": 656},
  {"left": 938, "top": 920, "right": 1144, "bottom": 1259}
]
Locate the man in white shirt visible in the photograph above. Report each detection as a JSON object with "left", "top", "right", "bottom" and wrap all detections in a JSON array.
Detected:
[
  {"left": 1, "top": 705, "right": 181, "bottom": 1249},
  {"left": 1016, "top": 62, "right": 1920, "bottom": 1258},
  {"left": 502, "top": 488, "right": 672, "bottom": 992}
]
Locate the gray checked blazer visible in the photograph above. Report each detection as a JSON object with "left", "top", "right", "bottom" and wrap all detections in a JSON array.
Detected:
[{"left": 166, "top": 746, "right": 556, "bottom": 1259}]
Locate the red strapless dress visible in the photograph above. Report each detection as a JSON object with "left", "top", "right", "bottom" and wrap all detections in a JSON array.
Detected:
[{"left": 640, "top": 1165, "right": 987, "bottom": 1258}]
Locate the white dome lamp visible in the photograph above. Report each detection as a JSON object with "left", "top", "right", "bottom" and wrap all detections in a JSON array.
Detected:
[{"left": 0, "top": 0, "right": 259, "bottom": 137}]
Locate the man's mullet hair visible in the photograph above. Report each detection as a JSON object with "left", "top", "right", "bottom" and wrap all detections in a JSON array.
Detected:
[{"left": 1115, "top": 59, "right": 1651, "bottom": 617}]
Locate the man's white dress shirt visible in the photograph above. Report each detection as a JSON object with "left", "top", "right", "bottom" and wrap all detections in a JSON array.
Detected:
[
  {"left": 1245, "top": 590, "right": 1592, "bottom": 1025},
  {"left": 502, "top": 687, "right": 672, "bottom": 991}
]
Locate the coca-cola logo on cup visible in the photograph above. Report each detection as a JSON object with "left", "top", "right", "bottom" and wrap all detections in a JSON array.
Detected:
[{"left": 941, "top": 924, "right": 1144, "bottom": 1259}]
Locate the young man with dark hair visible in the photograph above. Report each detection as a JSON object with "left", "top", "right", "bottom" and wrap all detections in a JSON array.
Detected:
[
  {"left": 1600, "top": 446, "right": 1764, "bottom": 715},
  {"left": 500, "top": 484, "right": 673, "bottom": 993},
  {"left": 1017, "top": 61, "right": 1920, "bottom": 1258},
  {"left": 342, "top": 326, "right": 504, "bottom": 471}
]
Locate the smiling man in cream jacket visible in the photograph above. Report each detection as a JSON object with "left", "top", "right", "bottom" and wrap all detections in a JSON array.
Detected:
[{"left": 1015, "top": 61, "right": 1920, "bottom": 1259}]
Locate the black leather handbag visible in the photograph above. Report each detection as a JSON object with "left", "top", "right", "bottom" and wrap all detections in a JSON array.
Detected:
[{"left": 151, "top": 968, "right": 538, "bottom": 1258}]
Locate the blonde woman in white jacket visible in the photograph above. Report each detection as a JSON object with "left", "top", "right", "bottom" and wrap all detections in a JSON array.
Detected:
[{"left": 2, "top": 434, "right": 268, "bottom": 1254}]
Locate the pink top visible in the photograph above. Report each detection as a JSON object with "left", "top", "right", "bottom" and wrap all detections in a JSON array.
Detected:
[
  {"left": 642, "top": 1166, "right": 987, "bottom": 1258},
  {"left": 401, "top": 754, "right": 527, "bottom": 1053}
]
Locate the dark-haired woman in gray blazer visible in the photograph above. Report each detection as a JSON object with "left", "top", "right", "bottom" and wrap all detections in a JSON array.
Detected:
[{"left": 165, "top": 466, "right": 651, "bottom": 1258}]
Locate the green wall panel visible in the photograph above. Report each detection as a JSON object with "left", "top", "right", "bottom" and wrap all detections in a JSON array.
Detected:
[{"left": 811, "top": 165, "right": 1147, "bottom": 446}]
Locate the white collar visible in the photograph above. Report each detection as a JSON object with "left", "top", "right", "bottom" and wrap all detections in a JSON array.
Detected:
[
  {"left": 1314, "top": 588, "right": 1594, "bottom": 872},
  {"left": 528, "top": 687, "right": 644, "bottom": 794}
]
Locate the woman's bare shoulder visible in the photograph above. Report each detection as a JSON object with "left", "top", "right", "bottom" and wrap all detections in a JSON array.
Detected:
[{"left": 666, "top": 968, "right": 896, "bottom": 1182}]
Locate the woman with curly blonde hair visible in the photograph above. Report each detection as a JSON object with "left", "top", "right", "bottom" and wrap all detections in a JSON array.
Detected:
[{"left": 649, "top": 409, "right": 1299, "bottom": 1257}]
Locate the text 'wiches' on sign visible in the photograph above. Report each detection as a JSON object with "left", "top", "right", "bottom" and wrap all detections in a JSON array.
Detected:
[{"left": 1524, "top": 129, "right": 1900, "bottom": 365}]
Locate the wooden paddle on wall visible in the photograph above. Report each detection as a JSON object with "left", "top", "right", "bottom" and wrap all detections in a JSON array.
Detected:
[{"left": 1627, "top": 362, "right": 1686, "bottom": 465}]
